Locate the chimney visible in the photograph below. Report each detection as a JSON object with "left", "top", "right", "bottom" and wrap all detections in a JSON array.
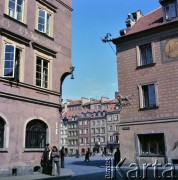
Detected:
[
  {"left": 125, "top": 13, "right": 135, "bottom": 28},
  {"left": 81, "top": 97, "right": 89, "bottom": 105},
  {"left": 132, "top": 10, "right": 143, "bottom": 22},
  {"left": 101, "top": 97, "right": 109, "bottom": 103}
]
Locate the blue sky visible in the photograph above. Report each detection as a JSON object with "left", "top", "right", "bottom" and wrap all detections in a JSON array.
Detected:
[{"left": 62, "top": 0, "right": 160, "bottom": 102}]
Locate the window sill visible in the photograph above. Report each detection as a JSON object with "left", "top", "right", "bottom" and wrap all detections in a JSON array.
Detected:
[
  {"left": 136, "top": 63, "right": 155, "bottom": 70},
  {"left": 139, "top": 106, "right": 159, "bottom": 111},
  {"left": 0, "top": 148, "right": 8, "bottom": 152},
  {"left": 24, "top": 148, "right": 44, "bottom": 152},
  {"left": 4, "top": 14, "right": 27, "bottom": 28},
  {"left": 34, "top": 29, "right": 54, "bottom": 41}
]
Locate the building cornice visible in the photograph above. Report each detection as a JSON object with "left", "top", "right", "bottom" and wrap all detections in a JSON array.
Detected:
[
  {"left": 119, "top": 117, "right": 178, "bottom": 127},
  {"left": 56, "top": 0, "right": 73, "bottom": 11}
]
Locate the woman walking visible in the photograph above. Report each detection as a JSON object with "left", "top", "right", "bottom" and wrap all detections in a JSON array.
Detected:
[{"left": 51, "top": 146, "right": 60, "bottom": 176}]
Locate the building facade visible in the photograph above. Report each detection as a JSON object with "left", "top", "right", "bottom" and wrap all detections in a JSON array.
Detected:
[
  {"left": 0, "top": 0, "right": 72, "bottom": 176},
  {"left": 112, "top": 0, "right": 178, "bottom": 165},
  {"left": 63, "top": 96, "right": 120, "bottom": 156}
]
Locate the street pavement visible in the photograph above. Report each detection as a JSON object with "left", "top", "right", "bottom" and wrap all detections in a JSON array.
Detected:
[{"left": 1, "top": 155, "right": 178, "bottom": 179}]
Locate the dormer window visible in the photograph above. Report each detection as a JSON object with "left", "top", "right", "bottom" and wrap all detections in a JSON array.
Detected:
[{"left": 164, "top": 3, "right": 177, "bottom": 20}]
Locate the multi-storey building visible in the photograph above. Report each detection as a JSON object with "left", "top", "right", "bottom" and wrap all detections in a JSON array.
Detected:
[
  {"left": 112, "top": 0, "right": 178, "bottom": 165},
  {"left": 63, "top": 95, "right": 120, "bottom": 155},
  {"left": 0, "top": 0, "right": 72, "bottom": 176}
]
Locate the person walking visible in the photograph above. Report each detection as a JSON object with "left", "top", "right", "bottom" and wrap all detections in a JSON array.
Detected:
[
  {"left": 60, "top": 146, "right": 65, "bottom": 168},
  {"left": 114, "top": 148, "right": 121, "bottom": 166},
  {"left": 51, "top": 146, "right": 60, "bottom": 176},
  {"left": 84, "top": 150, "right": 90, "bottom": 162}
]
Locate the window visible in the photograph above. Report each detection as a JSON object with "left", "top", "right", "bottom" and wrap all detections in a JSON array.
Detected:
[
  {"left": 109, "top": 126, "right": 113, "bottom": 131},
  {"left": 25, "top": 120, "right": 47, "bottom": 149},
  {"left": 38, "top": 8, "right": 51, "bottom": 35},
  {"left": 164, "top": 3, "right": 177, "bottom": 20},
  {"left": 0, "top": 118, "right": 5, "bottom": 148},
  {"left": 8, "top": 0, "right": 24, "bottom": 22},
  {"left": 108, "top": 115, "right": 112, "bottom": 122},
  {"left": 109, "top": 136, "right": 113, "bottom": 142},
  {"left": 3, "top": 44, "right": 21, "bottom": 81},
  {"left": 138, "top": 133, "right": 165, "bottom": 155},
  {"left": 140, "top": 84, "right": 157, "bottom": 108},
  {"left": 139, "top": 44, "right": 153, "bottom": 66},
  {"left": 36, "top": 57, "right": 49, "bottom": 88}
]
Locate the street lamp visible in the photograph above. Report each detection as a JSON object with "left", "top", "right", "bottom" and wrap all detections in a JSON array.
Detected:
[{"left": 62, "top": 116, "right": 68, "bottom": 127}]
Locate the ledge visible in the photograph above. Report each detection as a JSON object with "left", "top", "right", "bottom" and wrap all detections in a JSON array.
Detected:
[
  {"left": 4, "top": 14, "right": 28, "bottom": 27},
  {"left": 139, "top": 106, "right": 159, "bottom": 111},
  {"left": 34, "top": 29, "right": 54, "bottom": 41},
  {"left": 32, "top": 42, "right": 57, "bottom": 58},
  {"left": 36, "top": 0, "right": 58, "bottom": 12},
  {"left": 24, "top": 148, "right": 44, "bottom": 152},
  {"left": 136, "top": 63, "right": 156, "bottom": 70},
  {"left": 0, "top": 28, "right": 30, "bottom": 46},
  {"left": 0, "top": 148, "right": 8, "bottom": 152}
]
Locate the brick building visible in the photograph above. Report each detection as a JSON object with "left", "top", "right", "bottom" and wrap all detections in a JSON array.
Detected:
[
  {"left": 0, "top": 0, "right": 72, "bottom": 176},
  {"left": 112, "top": 0, "right": 178, "bottom": 165}
]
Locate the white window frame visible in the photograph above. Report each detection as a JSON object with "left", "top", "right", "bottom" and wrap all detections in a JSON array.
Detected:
[
  {"left": 7, "top": 0, "right": 25, "bottom": 22},
  {"left": 138, "top": 83, "right": 158, "bottom": 109},
  {"left": 36, "top": 57, "right": 49, "bottom": 88},
  {"left": 36, "top": 2, "right": 54, "bottom": 37},
  {"left": 136, "top": 42, "right": 155, "bottom": 67},
  {"left": 34, "top": 51, "right": 52, "bottom": 90},
  {"left": 1, "top": 37, "right": 25, "bottom": 81}
]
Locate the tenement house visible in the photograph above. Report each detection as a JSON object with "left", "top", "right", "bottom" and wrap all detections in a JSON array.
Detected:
[
  {"left": 63, "top": 96, "right": 120, "bottom": 155},
  {"left": 0, "top": 0, "right": 72, "bottom": 176},
  {"left": 112, "top": 0, "right": 178, "bottom": 165}
]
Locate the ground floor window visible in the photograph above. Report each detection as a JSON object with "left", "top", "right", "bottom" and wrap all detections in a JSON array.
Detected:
[
  {"left": 0, "top": 118, "right": 5, "bottom": 148},
  {"left": 25, "top": 119, "right": 47, "bottom": 148},
  {"left": 138, "top": 133, "right": 165, "bottom": 156}
]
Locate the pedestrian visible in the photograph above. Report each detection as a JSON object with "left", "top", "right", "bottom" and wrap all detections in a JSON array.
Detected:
[
  {"left": 60, "top": 146, "right": 65, "bottom": 168},
  {"left": 76, "top": 149, "right": 79, "bottom": 158},
  {"left": 51, "top": 146, "right": 60, "bottom": 176},
  {"left": 114, "top": 148, "right": 120, "bottom": 166},
  {"left": 41, "top": 143, "right": 52, "bottom": 175},
  {"left": 84, "top": 150, "right": 90, "bottom": 162}
]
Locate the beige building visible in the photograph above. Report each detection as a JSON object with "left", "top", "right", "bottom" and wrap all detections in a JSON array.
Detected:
[{"left": 112, "top": 0, "right": 178, "bottom": 165}]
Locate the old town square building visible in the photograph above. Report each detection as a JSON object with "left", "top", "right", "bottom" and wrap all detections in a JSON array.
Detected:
[
  {"left": 112, "top": 0, "right": 178, "bottom": 165},
  {"left": 0, "top": 0, "right": 72, "bottom": 176}
]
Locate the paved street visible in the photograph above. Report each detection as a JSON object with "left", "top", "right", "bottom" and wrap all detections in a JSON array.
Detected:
[
  {"left": 62, "top": 156, "right": 178, "bottom": 180},
  {"left": 63, "top": 155, "right": 109, "bottom": 180}
]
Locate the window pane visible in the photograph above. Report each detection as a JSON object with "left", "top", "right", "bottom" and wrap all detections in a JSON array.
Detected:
[
  {"left": 169, "top": 4, "right": 176, "bottom": 18},
  {"left": 46, "top": 13, "right": 50, "bottom": 35},
  {"left": 148, "top": 84, "right": 156, "bottom": 107},
  {"left": 9, "top": 0, "right": 15, "bottom": 11},
  {"left": 4, "top": 45, "right": 15, "bottom": 77},
  {"left": 142, "top": 85, "right": 149, "bottom": 107},
  {"left": 140, "top": 44, "right": 153, "bottom": 66}
]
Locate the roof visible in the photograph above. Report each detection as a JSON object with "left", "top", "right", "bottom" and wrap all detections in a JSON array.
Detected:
[
  {"left": 127, "top": 7, "right": 163, "bottom": 35},
  {"left": 68, "top": 100, "right": 82, "bottom": 106}
]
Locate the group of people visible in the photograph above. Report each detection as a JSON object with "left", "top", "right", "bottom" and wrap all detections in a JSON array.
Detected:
[{"left": 41, "top": 144, "right": 65, "bottom": 176}]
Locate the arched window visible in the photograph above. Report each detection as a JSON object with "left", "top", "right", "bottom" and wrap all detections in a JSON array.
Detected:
[
  {"left": 0, "top": 117, "right": 5, "bottom": 148},
  {"left": 25, "top": 119, "right": 47, "bottom": 148}
]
